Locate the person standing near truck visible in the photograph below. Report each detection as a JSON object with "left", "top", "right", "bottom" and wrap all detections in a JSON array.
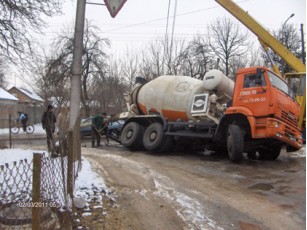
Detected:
[
  {"left": 102, "top": 112, "right": 110, "bottom": 146},
  {"left": 42, "top": 104, "right": 57, "bottom": 152},
  {"left": 91, "top": 113, "right": 103, "bottom": 148},
  {"left": 91, "top": 112, "right": 109, "bottom": 148}
]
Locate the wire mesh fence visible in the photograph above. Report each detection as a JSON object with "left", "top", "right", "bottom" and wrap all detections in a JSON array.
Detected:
[{"left": 0, "top": 152, "right": 75, "bottom": 229}]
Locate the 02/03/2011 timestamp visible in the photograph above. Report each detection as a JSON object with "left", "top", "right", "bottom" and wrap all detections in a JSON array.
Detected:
[{"left": 18, "top": 202, "right": 59, "bottom": 208}]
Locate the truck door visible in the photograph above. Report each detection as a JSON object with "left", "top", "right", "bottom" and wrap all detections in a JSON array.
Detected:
[{"left": 237, "top": 70, "right": 270, "bottom": 117}]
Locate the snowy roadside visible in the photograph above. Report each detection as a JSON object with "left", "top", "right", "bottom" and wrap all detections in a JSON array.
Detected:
[
  {"left": 0, "top": 124, "right": 46, "bottom": 135},
  {"left": 291, "top": 146, "right": 306, "bottom": 157},
  {"left": 0, "top": 148, "right": 110, "bottom": 201},
  {"left": 0, "top": 148, "right": 114, "bottom": 229}
]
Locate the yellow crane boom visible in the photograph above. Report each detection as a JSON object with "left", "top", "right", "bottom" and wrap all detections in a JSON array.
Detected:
[
  {"left": 215, "top": 0, "right": 306, "bottom": 73},
  {"left": 215, "top": 0, "right": 306, "bottom": 130}
]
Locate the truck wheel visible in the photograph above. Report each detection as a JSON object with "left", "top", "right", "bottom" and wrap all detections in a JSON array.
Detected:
[
  {"left": 156, "top": 136, "right": 173, "bottom": 153},
  {"left": 143, "top": 123, "right": 165, "bottom": 151},
  {"left": 258, "top": 146, "right": 281, "bottom": 160},
  {"left": 121, "top": 122, "right": 144, "bottom": 149},
  {"left": 227, "top": 125, "right": 243, "bottom": 163}
]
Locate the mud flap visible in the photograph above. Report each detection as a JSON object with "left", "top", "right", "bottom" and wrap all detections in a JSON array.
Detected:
[{"left": 286, "top": 144, "right": 299, "bottom": 152}]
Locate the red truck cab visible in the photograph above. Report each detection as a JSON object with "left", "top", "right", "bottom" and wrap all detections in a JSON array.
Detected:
[{"left": 226, "top": 67, "right": 303, "bottom": 151}]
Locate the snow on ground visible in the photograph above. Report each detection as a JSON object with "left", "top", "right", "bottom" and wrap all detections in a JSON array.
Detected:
[
  {"left": 0, "top": 148, "right": 108, "bottom": 208},
  {"left": 74, "top": 157, "right": 109, "bottom": 210},
  {"left": 0, "top": 148, "right": 112, "bottom": 230},
  {"left": 0, "top": 123, "right": 46, "bottom": 135},
  {"left": 0, "top": 148, "right": 45, "bottom": 164},
  {"left": 291, "top": 146, "right": 306, "bottom": 157}
]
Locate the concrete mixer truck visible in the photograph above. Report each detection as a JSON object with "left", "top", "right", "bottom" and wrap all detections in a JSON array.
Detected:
[{"left": 120, "top": 67, "right": 303, "bottom": 162}]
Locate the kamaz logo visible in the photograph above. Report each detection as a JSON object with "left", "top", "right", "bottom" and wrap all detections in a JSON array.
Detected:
[
  {"left": 191, "top": 93, "right": 209, "bottom": 113},
  {"left": 194, "top": 99, "right": 206, "bottom": 108}
]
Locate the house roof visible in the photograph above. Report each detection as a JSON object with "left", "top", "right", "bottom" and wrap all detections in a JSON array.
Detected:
[
  {"left": 0, "top": 87, "right": 18, "bottom": 101},
  {"left": 11, "top": 87, "right": 43, "bottom": 102}
]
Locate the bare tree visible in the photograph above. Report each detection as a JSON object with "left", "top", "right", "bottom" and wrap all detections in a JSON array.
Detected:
[
  {"left": 208, "top": 17, "right": 251, "bottom": 77},
  {"left": 34, "top": 53, "right": 71, "bottom": 108},
  {"left": 264, "top": 23, "right": 303, "bottom": 74},
  {"left": 177, "top": 35, "right": 212, "bottom": 79},
  {"left": 121, "top": 50, "right": 140, "bottom": 88},
  {"left": 0, "top": 0, "right": 62, "bottom": 62},
  {"left": 91, "top": 58, "right": 128, "bottom": 115},
  {"left": 138, "top": 40, "right": 165, "bottom": 81},
  {"left": 0, "top": 58, "right": 8, "bottom": 88},
  {"left": 228, "top": 43, "right": 265, "bottom": 79},
  {"left": 35, "top": 21, "right": 110, "bottom": 117}
]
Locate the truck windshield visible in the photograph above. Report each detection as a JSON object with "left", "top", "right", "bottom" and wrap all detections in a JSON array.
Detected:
[{"left": 267, "top": 71, "right": 296, "bottom": 100}]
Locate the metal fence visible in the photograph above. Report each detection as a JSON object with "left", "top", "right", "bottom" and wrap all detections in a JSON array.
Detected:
[
  {"left": 0, "top": 109, "right": 82, "bottom": 229},
  {"left": 0, "top": 152, "right": 76, "bottom": 229}
]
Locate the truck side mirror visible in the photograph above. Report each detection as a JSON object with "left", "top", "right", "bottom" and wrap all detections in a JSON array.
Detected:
[{"left": 255, "top": 68, "right": 263, "bottom": 85}]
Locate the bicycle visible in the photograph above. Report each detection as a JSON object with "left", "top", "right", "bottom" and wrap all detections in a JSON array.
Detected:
[{"left": 10, "top": 121, "right": 35, "bottom": 134}]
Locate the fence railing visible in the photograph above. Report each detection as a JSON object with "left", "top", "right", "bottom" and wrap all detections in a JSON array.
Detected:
[
  {"left": 0, "top": 110, "right": 82, "bottom": 229},
  {"left": 0, "top": 152, "right": 75, "bottom": 229}
]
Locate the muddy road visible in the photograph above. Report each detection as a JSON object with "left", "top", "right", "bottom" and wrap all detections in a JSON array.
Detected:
[{"left": 81, "top": 143, "right": 305, "bottom": 230}]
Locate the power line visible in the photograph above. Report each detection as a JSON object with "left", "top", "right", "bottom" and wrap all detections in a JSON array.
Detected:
[
  {"left": 99, "top": 0, "right": 250, "bottom": 34},
  {"left": 100, "top": 4, "right": 221, "bottom": 34}
]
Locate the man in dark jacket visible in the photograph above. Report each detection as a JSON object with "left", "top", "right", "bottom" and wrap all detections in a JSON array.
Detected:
[
  {"left": 91, "top": 112, "right": 109, "bottom": 147},
  {"left": 91, "top": 113, "right": 103, "bottom": 148},
  {"left": 42, "top": 104, "right": 57, "bottom": 151}
]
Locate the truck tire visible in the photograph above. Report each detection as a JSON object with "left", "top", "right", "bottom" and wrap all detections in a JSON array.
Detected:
[
  {"left": 121, "top": 122, "right": 144, "bottom": 149},
  {"left": 156, "top": 136, "right": 173, "bottom": 153},
  {"left": 258, "top": 145, "right": 281, "bottom": 160},
  {"left": 143, "top": 123, "right": 165, "bottom": 151},
  {"left": 227, "top": 125, "right": 243, "bottom": 163}
]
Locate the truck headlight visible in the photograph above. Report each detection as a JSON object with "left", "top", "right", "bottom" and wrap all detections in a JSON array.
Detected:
[
  {"left": 269, "top": 121, "right": 280, "bottom": 128},
  {"left": 276, "top": 132, "right": 283, "bottom": 138}
]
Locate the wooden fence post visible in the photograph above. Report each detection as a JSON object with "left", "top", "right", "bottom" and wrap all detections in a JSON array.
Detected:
[
  {"left": 67, "top": 130, "right": 73, "bottom": 197},
  {"left": 32, "top": 153, "right": 42, "bottom": 229},
  {"left": 9, "top": 114, "right": 12, "bottom": 148}
]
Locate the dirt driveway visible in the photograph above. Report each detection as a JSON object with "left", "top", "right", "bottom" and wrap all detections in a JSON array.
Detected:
[{"left": 80, "top": 143, "right": 305, "bottom": 230}]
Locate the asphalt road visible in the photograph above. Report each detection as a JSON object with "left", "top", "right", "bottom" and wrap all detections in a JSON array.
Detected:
[
  {"left": 2, "top": 134, "right": 305, "bottom": 229},
  {"left": 81, "top": 143, "right": 305, "bottom": 230}
]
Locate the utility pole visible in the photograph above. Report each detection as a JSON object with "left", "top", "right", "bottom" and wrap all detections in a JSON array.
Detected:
[
  {"left": 69, "top": 0, "right": 86, "bottom": 161},
  {"left": 301, "top": 23, "right": 305, "bottom": 64}
]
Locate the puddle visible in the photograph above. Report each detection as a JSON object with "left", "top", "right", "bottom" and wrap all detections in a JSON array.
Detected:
[{"left": 248, "top": 183, "right": 274, "bottom": 191}]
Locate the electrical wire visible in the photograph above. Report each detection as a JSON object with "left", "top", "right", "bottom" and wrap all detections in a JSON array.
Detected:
[
  {"left": 100, "top": 4, "right": 221, "bottom": 34},
  {"left": 162, "top": 0, "right": 172, "bottom": 69},
  {"left": 169, "top": 0, "right": 178, "bottom": 60}
]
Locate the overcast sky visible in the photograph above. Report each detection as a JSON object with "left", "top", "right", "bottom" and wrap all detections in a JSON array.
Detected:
[
  {"left": 9, "top": 0, "right": 306, "bottom": 88},
  {"left": 40, "top": 0, "right": 306, "bottom": 57}
]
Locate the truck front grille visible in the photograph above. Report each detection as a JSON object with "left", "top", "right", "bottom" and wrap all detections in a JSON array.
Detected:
[{"left": 281, "top": 111, "right": 298, "bottom": 127}]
